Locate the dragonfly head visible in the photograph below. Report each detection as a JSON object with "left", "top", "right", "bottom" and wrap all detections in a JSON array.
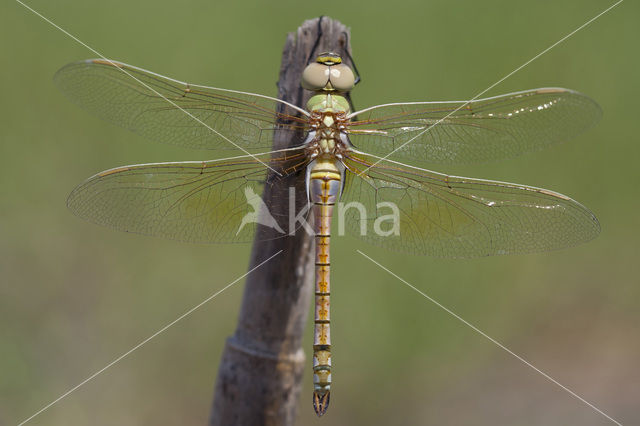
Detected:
[{"left": 302, "top": 52, "right": 355, "bottom": 92}]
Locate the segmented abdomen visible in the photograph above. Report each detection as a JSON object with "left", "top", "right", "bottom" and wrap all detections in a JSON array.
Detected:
[{"left": 309, "top": 158, "right": 341, "bottom": 417}]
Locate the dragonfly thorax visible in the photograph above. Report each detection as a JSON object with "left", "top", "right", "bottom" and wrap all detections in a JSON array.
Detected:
[
  {"left": 304, "top": 89, "right": 352, "bottom": 157},
  {"left": 306, "top": 110, "right": 351, "bottom": 156}
]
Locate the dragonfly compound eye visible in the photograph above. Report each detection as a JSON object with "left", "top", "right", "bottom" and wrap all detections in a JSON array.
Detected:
[
  {"left": 329, "top": 64, "right": 355, "bottom": 92},
  {"left": 302, "top": 62, "right": 330, "bottom": 91}
]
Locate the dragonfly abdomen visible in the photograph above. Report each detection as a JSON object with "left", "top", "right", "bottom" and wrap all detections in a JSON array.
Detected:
[{"left": 308, "top": 158, "right": 342, "bottom": 416}]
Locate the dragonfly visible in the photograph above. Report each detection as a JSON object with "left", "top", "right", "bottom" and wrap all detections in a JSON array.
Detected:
[{"left": 55, "top": 53, "right": 601, "bottom": 417}]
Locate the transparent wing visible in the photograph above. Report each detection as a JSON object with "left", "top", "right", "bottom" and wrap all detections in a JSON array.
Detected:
[
  {"left": 348, "top": 88, "right": 601, "bottom": 164},
  {"left": 341, "top": 152, "right": 600, "bottom": 257},
  {"left": 55, "top": 59, "right": 310, "bottom": 151},
  {"left": 67, "top": 149, "right": 309, "bottom": 243}
]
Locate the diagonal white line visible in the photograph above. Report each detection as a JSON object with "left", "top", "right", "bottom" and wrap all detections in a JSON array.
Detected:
[
  {"left": 359, "top": 0, "right": 623, "bottom": 175},
  {"left": 15, "top": 0, "right": 282, "bottom": 176},
  {"left": 357, "top": 250, "right": 623, "bottom": 426},
  {"left": 17, "top": 250, "right": 283, "bottom": 426}
]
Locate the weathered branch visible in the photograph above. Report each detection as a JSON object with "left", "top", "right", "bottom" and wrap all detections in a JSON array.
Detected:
[{"left": 209, "top": 17, "right": 353, "bottom": 426}]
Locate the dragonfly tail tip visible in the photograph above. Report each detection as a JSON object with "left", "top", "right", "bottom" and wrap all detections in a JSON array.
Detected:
[{"left": 313, "top": 390, "right": 330, "bottom": 416}]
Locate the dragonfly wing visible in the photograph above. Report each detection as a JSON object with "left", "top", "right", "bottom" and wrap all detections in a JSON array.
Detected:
[
  {"left": 55, "top": 59, "right": 309, "bottom": 151},
  {"left": 348, "top": 88, "right": 601, "bottom": 164},
  {"left": 341, "top": 152, "right": 599, "bottom": 257},
  {"left": 68, "top": 150, "right": 309, "bottom": 243}
]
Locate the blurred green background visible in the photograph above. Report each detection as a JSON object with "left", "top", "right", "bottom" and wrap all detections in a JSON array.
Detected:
[{"left": 2, "top": 0, "right": 638, "bottom": 425}]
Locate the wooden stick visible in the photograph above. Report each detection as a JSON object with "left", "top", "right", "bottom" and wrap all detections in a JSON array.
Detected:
[{"left": 209, "top": 17, "right": 353, "bottom": 426}]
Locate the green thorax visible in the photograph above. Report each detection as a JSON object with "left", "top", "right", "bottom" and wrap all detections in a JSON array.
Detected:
[{"left": 306, "top": 92, "right": 351, "bottom": 114}]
